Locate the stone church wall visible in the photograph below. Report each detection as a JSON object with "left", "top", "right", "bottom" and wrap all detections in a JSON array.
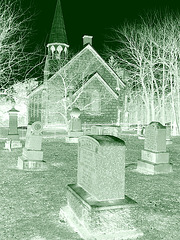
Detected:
[{"left": 73, "top": 76, "right": 118, "bottom": 125}]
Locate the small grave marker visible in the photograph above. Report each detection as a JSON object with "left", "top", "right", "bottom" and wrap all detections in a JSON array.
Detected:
[
  {"left": 4, "top": 105, "right": 22, "bottom": 150},
  {"left": 17, "top": 121, "right": 46, "bottom": 170},
  {"left": 66, "top": 108, "right": 83, "bottom": 143},
  {"left": 137, "top": 121, "right": 172, "bottom": 174}
]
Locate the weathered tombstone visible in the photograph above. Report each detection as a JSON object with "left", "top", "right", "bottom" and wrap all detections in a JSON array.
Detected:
[
  {"left": 17, "top": 121, "right": 46, "bottom": 170},
  {"left": 4, "top": 105, "right": 22, "bottom": 150},
  {"left": 138, "top": 126, "right": 145, "bottom": 140},
  {"left": 65, "top": 108, "right": 83, "bottom": 143},
  {"left": 60, "top": 135, "right": 143, "bottom": 239},
  {"left": 165, "top": 123, "right": 172, "bottom": 145},
  {"left": 137, "top": 122, "right": 172, "bottom": 174},
  {"left": 90, "top": 125, "right": 99, "bottom": 135}
]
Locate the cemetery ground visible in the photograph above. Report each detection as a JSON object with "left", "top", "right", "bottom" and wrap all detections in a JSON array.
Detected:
[{"left": 0, "top": 131, "right": 180, "bottom": 240}]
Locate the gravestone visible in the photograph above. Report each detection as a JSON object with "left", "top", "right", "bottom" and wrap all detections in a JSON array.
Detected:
[
  {"left": 90, "top": 125, "right": 103, "bottom": 135},
  {"left": 4, "top": 105, "right": 22, "bottom": 150},
  {"left": 60, "top": 135, "right": 143, "bottom": 239},
  {"left": 137, "top": 122, "right": 172, "bottom": 174},
  {"left": 138, "top": 126, "right": 145, "bottom": 140},
  {"left": 165, "top": 123, "right": 172, "bottom": 145},
  {"left": 17, "top": 121, "right": 46, "bottom": 170},
  {"left": 103, "top": 126, "right": 121, "bottom": 138},
  {"left": 137, "top": 121, "right": 141, "bottom": 135},
  {"left": 66, "top": 108, "right": 83, "bottom": 143}
]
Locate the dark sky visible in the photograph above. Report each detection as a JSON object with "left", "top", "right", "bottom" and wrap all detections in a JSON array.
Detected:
[{"left": 22, "top": 0, "right": 180, "bottom": 54}]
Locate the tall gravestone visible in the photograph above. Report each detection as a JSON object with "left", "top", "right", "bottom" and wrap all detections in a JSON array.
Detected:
[
  {"left": 137, "top": 122, "right": 172, "bottom": 174},
  {"left": 60, "top": 135, "right": 143, "bottom": 239},
  {"left": 17, "top": 121, "right": 46, "bottom": 170},
  {"left": 65, "top": 108, "right": 83, "bottom": 143},
  {"left": 4, "top": 105, "right": 22, "bottom": 150}
]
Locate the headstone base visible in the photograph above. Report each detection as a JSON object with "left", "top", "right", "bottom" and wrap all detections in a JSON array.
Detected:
[
  {"left": 68, "top": 131, "right": 83, "bottom": 138},
  {"left": 141, "top": 150, "right": 169, "bottom": 164},
  {"left": 166, "top": 139, "right": 173, "bottom": 145},
  {"left": 136, "top": 160, "right": 173, "bottom": 175},
  {"left": 65, "top": 137, "right": 79, "bottom": 143},
  {"left": 60, "top": 184, "right": 143, "bottom": 240},
  {"left": 17, "top": 156, "right": 46, "bottom": 170},
  {"left": 138, "top": 135, "right": 145, "bottom": 140},
  {"left": 4, "top": 139, "right": 22, "bottom": 150},
  {"left": 66, "top": 131, "right": 83, "bottom": 143}
]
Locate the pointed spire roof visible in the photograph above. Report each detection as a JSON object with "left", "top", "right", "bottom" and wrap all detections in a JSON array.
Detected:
[{"left": 49, "top": 0, "right": 68, "bottom": 44}]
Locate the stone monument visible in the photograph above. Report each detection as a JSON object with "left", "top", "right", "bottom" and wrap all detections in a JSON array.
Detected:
[
  {"left": 17, "top": 121, "right": 46, "bottom": 170},
  {"left": 65, "top": 108, "right": 83, "bottom": 143},
  {"left": 137, "top": 121, "right": 173, "bottom": 174},
  {"left": 165, "top": 123, "right": 172, "bottom": 145},
  {"left": 60, "top": 135, "right": 143, "bottom": 239},
  {"left": 138, "top": 126, "right": 145, "bottom": 140},
  {"left": 4, "top": 104, "right": 22, "bottom": 150}
]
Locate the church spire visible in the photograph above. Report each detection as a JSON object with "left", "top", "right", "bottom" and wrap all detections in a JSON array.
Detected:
[
  {"left": 47, "top": 0, "right": 69, "bottom": 61},
  {"left": 44, "top": 0, "right": 69, "bottom": 80},
  {"left": 49, "top": 0, "right": 68, "bottom": 44}
]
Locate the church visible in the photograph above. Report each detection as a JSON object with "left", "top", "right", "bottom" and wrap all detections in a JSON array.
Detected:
[{"left": 28, "top": 0, "right": 126, "bottom": 129}]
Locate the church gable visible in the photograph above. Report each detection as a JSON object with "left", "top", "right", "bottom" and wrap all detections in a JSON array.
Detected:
[
  {"left": 50, "top": 44, "right": 125, "bottom": 94},
  {"left": 73, "top": 72, "right": 118, "bottom": 100},
  {"left": 72, "top": 73, "right": 119, "bottom": 124}
]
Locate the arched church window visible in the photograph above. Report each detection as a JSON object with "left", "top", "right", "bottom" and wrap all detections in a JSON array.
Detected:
[
  {"left": 91, "top": 90, "right": 101, "bottom": 114},
  {"left": 50, "top": 45, "right": 55, "bottom": 59}
]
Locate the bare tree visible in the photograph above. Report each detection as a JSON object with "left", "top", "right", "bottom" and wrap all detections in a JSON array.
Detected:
[
  {"left": 0, "top": 0, "right": 34, "bottom": 92},
  {"left": 107, "top": 11, "right": 180, "bottom": 130}
]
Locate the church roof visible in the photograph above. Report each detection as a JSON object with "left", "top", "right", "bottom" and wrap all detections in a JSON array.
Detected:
[
  {"left": 48, "top": 0, "right": 68, "bottom": 44},
  {"left": 73, "top": 72, "right": 119, "bottom": 99},
  {"left": 49, "top": 44, "right": 125, "bottom": 93}
]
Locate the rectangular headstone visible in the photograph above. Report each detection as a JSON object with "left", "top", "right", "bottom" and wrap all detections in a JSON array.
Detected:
[
  {"left": 77, "top": 135, "right": 125, "bottom": 201},
  {"left": 144, "top": 122, "right": 166, "bottom": 152},
  {"left": 137, "top": 121, "right": 172, "bottom": 174}
]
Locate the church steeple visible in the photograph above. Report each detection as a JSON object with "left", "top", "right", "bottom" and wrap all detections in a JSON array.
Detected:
[
  {"left": 48, "top": 0, "right": 68, "bottom": 44},
  {"left": 44, "top": 0, "right": 69, "bottom": 80}
]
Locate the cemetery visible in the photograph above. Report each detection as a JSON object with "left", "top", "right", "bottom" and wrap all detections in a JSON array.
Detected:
[
  {"left": 0, "top": 120, "right": 180, "bottom": 239},
  {"left": 0, "top": 0, "right": 180, "bottom": 239}
]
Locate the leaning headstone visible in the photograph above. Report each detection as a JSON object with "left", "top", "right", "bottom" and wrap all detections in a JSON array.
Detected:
[
  {"left": 4, "top": 105, "right": 22, "bottom": 150},
  {"left": 65, "top": 108, "right": 83, "bottom": 143},
  {"left": 165, "top": 123, "right": 172, "bottom": 145},
  {"left": 60, "top": 135, "right": 143, "bottom": 239},
  {"left": 137, "top": 122, "right": 172, "bottom": 174},
  {"left": 17, "top": 121, "right": 46, "bottom": 170}
]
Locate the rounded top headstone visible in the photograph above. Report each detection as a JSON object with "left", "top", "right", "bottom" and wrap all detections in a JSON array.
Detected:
[
  {"left": 31, "top": 121, "right": 43, "bottom": 135},
  {"left": 149, "top": 121, "right": 166, "bottom": 129},
  {"left": 84, "top": 135, "right": 125, "bottom": 146},
  {"left": 70, "top": 108, "right": 81, "bottom": 118}
]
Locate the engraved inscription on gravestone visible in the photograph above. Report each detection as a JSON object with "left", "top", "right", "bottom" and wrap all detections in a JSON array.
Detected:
[
  {"left": 77, "top": 135, "right": 125, "bottom": 201},
  {"left": 144, "top": 122, "right": 166, "bottom": 152},
  {"left": 77, "top": 138, "right": 97, "bottom": 195}
]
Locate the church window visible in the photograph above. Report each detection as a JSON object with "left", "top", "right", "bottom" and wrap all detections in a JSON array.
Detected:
[{"left": 91, "top": 90, "right": 101, "bottom": 114}]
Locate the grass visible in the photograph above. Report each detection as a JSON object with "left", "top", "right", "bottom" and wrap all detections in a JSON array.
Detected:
[{"left": 0, "top": 134, "right": 180, "bottom": 240}]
